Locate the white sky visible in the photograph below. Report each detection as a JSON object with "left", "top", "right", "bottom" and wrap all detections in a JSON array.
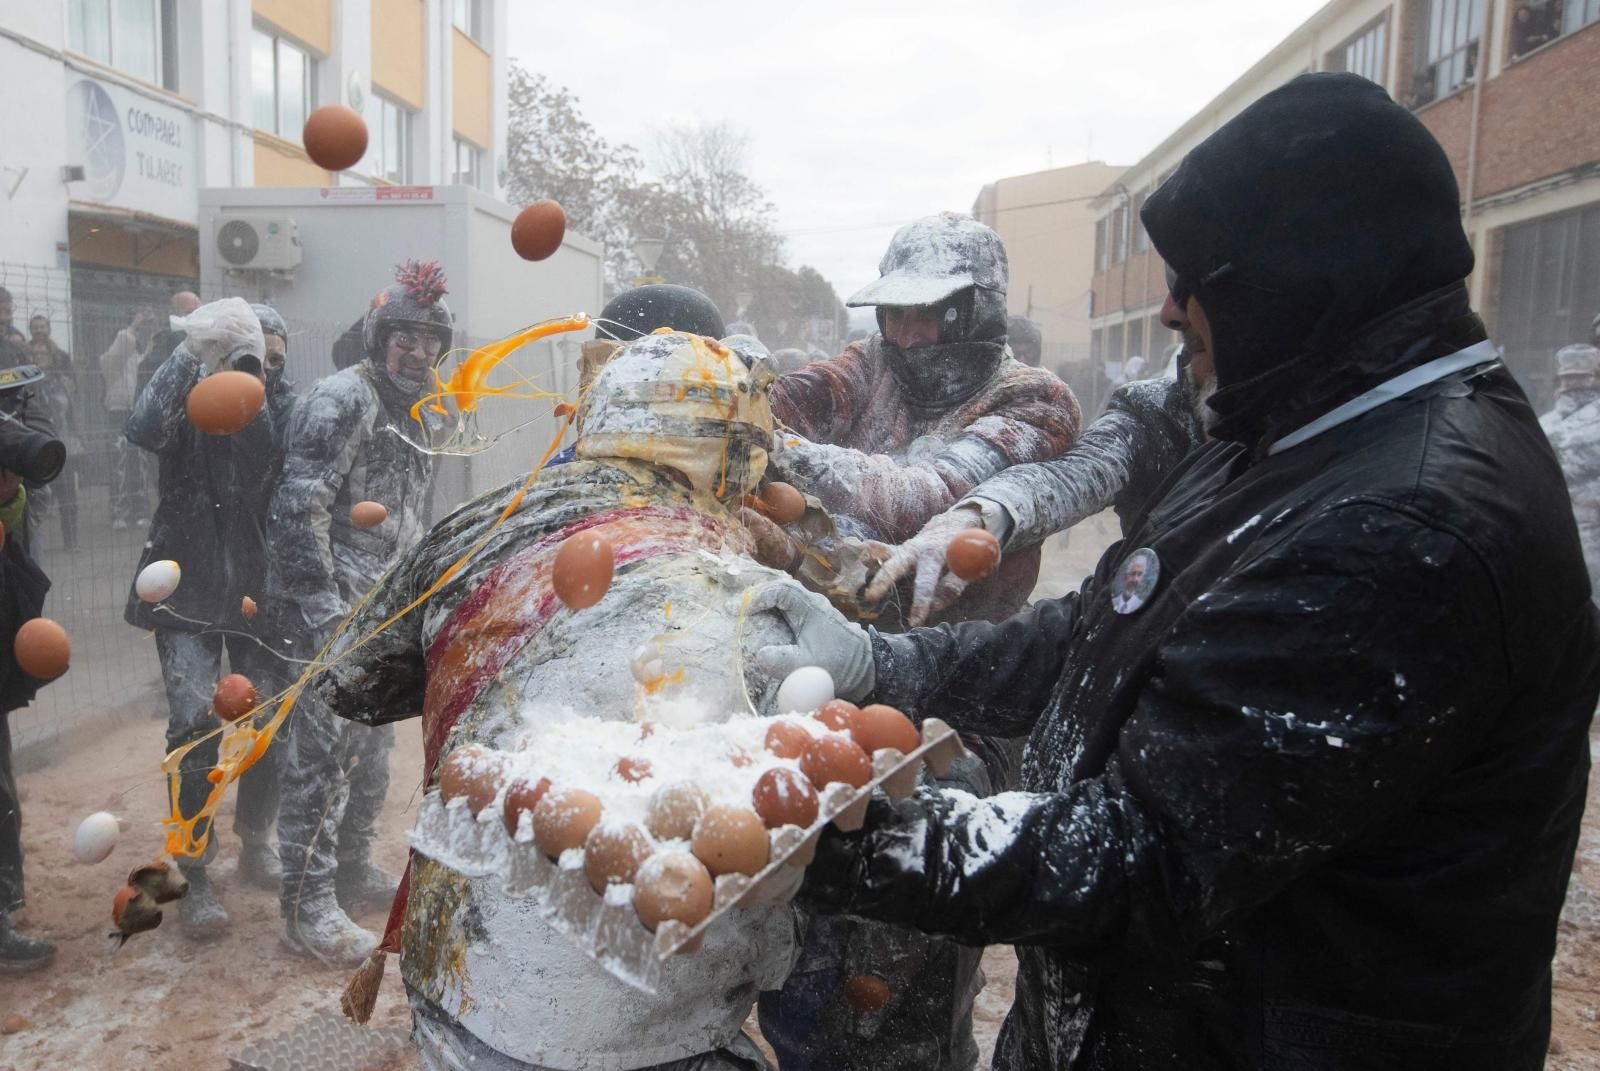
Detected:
[{"left": 510, "top": 0, "right": 1330, "bottom": 306}]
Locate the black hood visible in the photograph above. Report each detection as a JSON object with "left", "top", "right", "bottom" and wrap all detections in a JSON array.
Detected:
[{"left": 1142, "top": 72, "right": 1479, "bottom": 450}]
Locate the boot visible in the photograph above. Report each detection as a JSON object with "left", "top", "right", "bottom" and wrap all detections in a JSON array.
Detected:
[
  {"left": 0, "top": 912, "right": 54, "bottom": 973},
  {"left": 177, "top": 866, "right": 229, "bottom": 941},
  {"left": 282, "top": 889, "right": 378, "bottom": 966},
  {"left": 236, "top": 831, "right": 282, "bottom": 891},
  {"left": 336, "top": 859, "right": 400, "bottom": 916}
]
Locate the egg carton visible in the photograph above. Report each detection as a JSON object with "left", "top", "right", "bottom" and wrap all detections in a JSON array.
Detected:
[
  {"left": 229, "top": 1009, "right": 409, "bottom": 1071},
  {"left": 407, "top": 718, "right": 967, "bottom": 993}
]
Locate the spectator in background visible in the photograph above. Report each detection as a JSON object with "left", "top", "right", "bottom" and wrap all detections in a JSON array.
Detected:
[
  {"left": 100, "top": 305, "right": 158, "bottom": 529},
  {"left": 771, "top": 347, "right": 810, "bottom": 374},
  {"left": 1541, "top": 343, "right": 1600, "bottom": 604},
  {"left": 28, "top": 338, "right": 78, "bottom": 551},
  {"left": 1511, "top": 0, "right": 1560, "bottom": 56},
  {"left": 1007, "top": 313, "right": 1043, "bottom": 367},
  {"left": 0, "top": 287, "right": 12, "bottom": 336}
]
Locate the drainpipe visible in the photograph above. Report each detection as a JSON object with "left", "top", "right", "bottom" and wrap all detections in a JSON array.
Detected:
[{"left": 1462, "top": 0, "right": 1494, "bottom": 239}]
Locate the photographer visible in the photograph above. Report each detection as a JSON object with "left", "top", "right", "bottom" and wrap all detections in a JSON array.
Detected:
[
  {"left": 0, "top": 376, "right": 69, "bottom": 972},
  {"left": 122, "top": 298, "right": 286, "bottom": 938}
]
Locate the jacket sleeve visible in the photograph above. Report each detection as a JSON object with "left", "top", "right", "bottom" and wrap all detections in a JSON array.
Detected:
[
  {"left": 969, "top": 380, "right": 1184, "bottom": 549},
  {"left": 124, "top": 346, "right": 202, "bottom": 455},
  {"left": 266, "top": 380, "right": 365, "bottom": 627},
  {"left": 802, "top": 502, "right": 1512, "bottom": 954},
  {"left": 869, "top": 591, "right": 1080, "bottom": 737},
  {"left": 770, "top": 345, "right": 879, "bottom": 444},
  {"left": 313, "top": 537, "right": 426, "bottom": 726}
]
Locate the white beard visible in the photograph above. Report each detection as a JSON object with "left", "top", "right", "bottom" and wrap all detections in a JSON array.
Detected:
[{"left": 1191, "top": 370, "right": 1219, "bottom": 434}]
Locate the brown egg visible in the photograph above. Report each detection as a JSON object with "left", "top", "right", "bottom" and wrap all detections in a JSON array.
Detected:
[
  {"left": 111, "top": 884, "right": 138, "bottom": 927},
  {"left": 302, "top": 104, "right": 369, "bottom": 171},
  {"left": 533, "top": 788, "right": 603, "bottom": 858},
  {"left": 552, "top": 531, "right": 615, "bottom": 610},
  {"left": 761, "top": 482, "right": 806, "bottom": 525},
  {"left": 799, "top": 734, "right": 872, "bottom": 790},
  {"left": 350, "top": 500, "right": 388, "bottom": 529},
  {"left": 633, "top": 851, "right": 714, "bottom": 932},
  {"left": 511, "top": 200, "right": 568, "bottom": 262},
  {"left": 437, "top": 745, "right": 507, "bottom": 816},
  {"left": 752, "top": 767, "right": 819, "bottom": 830},
  {"left": 763, "top": 719, "right": 813, "bottom": 760},
  {"left": 615, "top": 756, "right": 654, "bottom": 783},
  {"left": 186, "top": 371, "right": 266, "bottom": 436},
  {"left": 646, "top": 782, "right": 708, "bottom": 841},
  {"left": 814, "top": 699, "right": 859, "bottom": 733},
  {"left": 211, "top": 673, "right": 257, "bottom": 722},
  {"left": 239, "top": 595, "right": 257, "bottom": 620},
  {"left": 728, "top": 747, "right": 754, "bottom": 769},
  {"left": 945, "top": 529, "right": 1002, "bottom": 582},
  {"left": 583, "top": 820, "right": 654, "bottom": 892},
  {"left": 14, "top": 618, "right": 69, "bottom": 679},
  {"left": 849, "top": 704, "right": 920, "bottom": 756},
  {"left": 690, "top": 804, "right": 770, "bottom": 877},
  {"left": 844, "top": 974, "right": 892, "bottom": 1012},
  {"left": 501, "top": 774, "right": 552, "bottom": 836}
]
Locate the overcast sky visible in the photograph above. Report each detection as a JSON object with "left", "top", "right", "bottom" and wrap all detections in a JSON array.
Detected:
[{"left": 509, "top": 0, "right": 1329, "bottom": 308}]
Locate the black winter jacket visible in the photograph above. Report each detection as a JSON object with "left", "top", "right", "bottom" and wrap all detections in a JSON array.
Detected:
[
  {"left": 122, "top": 346, "right": 286, "bottom": 633},
  {"left": 802, "top": 349, "right": 1598, "bottom": 1068}
]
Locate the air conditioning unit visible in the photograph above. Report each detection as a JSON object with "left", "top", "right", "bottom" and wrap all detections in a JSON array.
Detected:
[{"left": 214, "top": 214, "right": 302, "bottom": 272}]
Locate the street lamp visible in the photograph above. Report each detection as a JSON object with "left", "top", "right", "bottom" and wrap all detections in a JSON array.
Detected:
[{"left": 632, "top": 237, "right": 666, "bottom": 287}]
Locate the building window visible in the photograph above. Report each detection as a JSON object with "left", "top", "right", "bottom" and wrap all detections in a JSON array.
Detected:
[
  {"left": 1125, "top": 318, "right": 1145, "bottom": 364},
  {"left": 1512, "top": 0, "right": 1600, "bottom": 57},
  {"left": 1410, "top": 0, "right": 1484, "bottom": 107},
  {"left": 69, "top": 0, "right": 177, "bottom": 89},
  {"left": 453, "top": 137, "right": 482, "bottom": 189},
  {"left": 453, "top": 0, "right": 483, "bottom": 41},
  {"left": 1328, "top": 17, "right": 1388, "bottom": 87},
  {"left": 362, "top": 94, "right": 412, "bottom": 183},
  {"left": 1134, "top": 191, "right": 1151, "bottom": 253},
  {"left": 253, "top": 28, "right": 315, "bottom": 140},
  {"left": 1112, "top": 202, "right": 1130, "bottom": 265},
  {"left": 1094, "top": 217, "right": 1108, "bottom": 273},
  {"left": 1494, "top": 202, "right": 1600, "bottom": 414}
]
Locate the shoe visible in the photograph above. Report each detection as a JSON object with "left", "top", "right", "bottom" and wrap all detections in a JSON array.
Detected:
[
  {"left": 0, "top": 913, "right": 54, "bottom": 973},
  {"left": 111, "top": 519, "right": 128, "bottom": 531},
  {"left": 237, "top": 833, "right": 283, "bottom": 891},
  {"left": 177, "top": 867, "right": 229, "bottom": 941},
  {"left": 336, "top": 859, "right": 400, "bottom": 915},
  {"left": 282, "top": 889, "right": 378, "bottom": 966}
]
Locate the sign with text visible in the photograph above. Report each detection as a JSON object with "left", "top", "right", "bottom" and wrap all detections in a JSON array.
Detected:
[{"left": 64, "top": 74, "right": 197, "bottom": 224}]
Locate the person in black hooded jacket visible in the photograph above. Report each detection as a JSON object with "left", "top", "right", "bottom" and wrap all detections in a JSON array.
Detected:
[{"left": 747, "top": 73, "right": 1599, "bottom": 1069}]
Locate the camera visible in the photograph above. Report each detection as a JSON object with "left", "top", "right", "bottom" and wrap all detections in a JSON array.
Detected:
[{"left": 0, "top": 366, "right": 64, "bottom": 484}]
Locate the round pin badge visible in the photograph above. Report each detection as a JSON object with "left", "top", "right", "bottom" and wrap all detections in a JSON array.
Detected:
[{"left": 1111, "top": 548, "right": 1160, "bottom": 615}]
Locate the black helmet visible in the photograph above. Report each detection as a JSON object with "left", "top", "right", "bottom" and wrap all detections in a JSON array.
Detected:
[
  {"left": 362, "top": 260, "right": 454, "bottom": 361},
  {"left": 596, "top": 284, "right": 724, "bottom": 342}
]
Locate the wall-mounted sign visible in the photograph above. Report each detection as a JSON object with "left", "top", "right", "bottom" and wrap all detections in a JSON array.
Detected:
[{"left": 64, "top": 74, "right": 197, "bottom": 223}]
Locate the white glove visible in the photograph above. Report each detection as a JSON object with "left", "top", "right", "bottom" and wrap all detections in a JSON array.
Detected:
[
  {"left": 863, "top": 503, "right": 990, "bottom": 627},
  {"left": 748, "top": 580, "right": 875, "bottom": 701}
]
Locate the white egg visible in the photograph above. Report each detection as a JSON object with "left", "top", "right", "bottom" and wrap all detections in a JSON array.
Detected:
[
  {"left": 776, "top": 666, "right": 835, "bottom": 716},
  {"left": 72, "top": 811, "right": 119, "bottom": 864},
  {"left": 135, "top": 560, "right": 182, "bottom": 603}
]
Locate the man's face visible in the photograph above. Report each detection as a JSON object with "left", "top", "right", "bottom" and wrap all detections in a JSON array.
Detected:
[
  {"left": 882, "top": 306, "right": 944, "bottom": 349},
  {"left": 28, "top": 318, "right": 48, "bottom": 342},
  {"left": 171, "top": 291, "right": 200, "bottom": 317},
  {"left": 384, "top": 327, "right": 441, "bottom": 391},
  {"left": 264, "top": 334, "right": 287, "bottom": 372},
  {"left": 1124, "top": 557, "right": 1147, "bottom": 595},
  {"left": 1163, "top": 287, "right": 1219, "bottom": 432},
  {"left": 29, "top": 341, "right": 52, "bottom": 367}
]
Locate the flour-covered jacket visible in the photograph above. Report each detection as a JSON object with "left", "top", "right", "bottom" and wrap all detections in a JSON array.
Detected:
[
  {"left": 316, "top": 459, "right": 799, "bottom": 1071},
  {"left": 771, "top": 336, "right": 1079, "bottom": 621},
  {"left": 971, "top": 375, "right": 1201, "bottom": 548},
  {"left": 265, "top": 363, "right": 436, "bottom": 628},
  {"left": 1542, "top": 388, "right": 1600, "bottom": 602},
  {"left": 122, "top": 345, "right": 282, "bottom": 633}
]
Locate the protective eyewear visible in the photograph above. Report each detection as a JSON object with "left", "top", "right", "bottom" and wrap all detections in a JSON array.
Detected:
[
  {"left": 1164, "top": 263, "right": 1193, "bottom": 306},
  {"left": 389, "top": 329, "right": 445, "bottom": 358}
]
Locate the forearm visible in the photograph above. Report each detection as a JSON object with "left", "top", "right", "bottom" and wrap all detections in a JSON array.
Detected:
[
  {"left": 969, "top": 413, "right": 1141, "bottom": 550},
  {"left": 125, "top": 349, "right": 201, "bottom": 453}
]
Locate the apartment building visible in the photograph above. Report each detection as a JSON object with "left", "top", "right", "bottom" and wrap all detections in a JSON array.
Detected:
[{"left": 1088, "top": 0, "right": 1600, "bottom": 412}]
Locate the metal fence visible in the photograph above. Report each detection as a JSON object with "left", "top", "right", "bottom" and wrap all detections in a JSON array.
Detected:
[{"left": 0, "top": 261, "right": 578, "bottom": 754}]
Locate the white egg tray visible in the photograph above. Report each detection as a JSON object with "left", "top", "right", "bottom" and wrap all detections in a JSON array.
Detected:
[{"left": 407, "top": 718, "right": 966, "bottom": 993}]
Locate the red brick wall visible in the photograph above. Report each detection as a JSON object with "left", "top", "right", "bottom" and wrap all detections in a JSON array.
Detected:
[{"left": 1473, "top": 25, "right": 1600, "bottom": 197}]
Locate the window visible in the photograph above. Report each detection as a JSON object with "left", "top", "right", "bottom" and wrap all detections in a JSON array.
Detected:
[
  {"left": 453, "top": 137, "right": 482, "bottom": 189},
  {"left": 453, "top": 0, "right": 482, "bottom": 40},
  {"left": 1328, "top": 18, "right": 1388, "bottom": 87},
  {"left": 1094, "top": 217, "right": 1108, "bottom": 272},
  {"left": 1112, "top": 202, "right": 1130, "bottom": 265},
  {"left": 253, "top": 28, "right": 315, "bottom": 140},
  {"left": 362, "top": 94, "right": 412, "bottom": 183},
  {"left": 1410, "top": 0, "right": 1484, "bottom": 107},
  {"left": 1125, "top": 318, "right": 1145, "bottom": 363},
  {"left": 1512, "top": 0, "right": 1600, "bottom": 57},
  {"left": 1107, "top": 323, "right": 1125, "bottom": 364},
  {"left": 70, "top": 0, "right": 177, "bottom": 89},
  {"left": 1134, "top": 191, "right": 1151, "bottom": 253},
  {"left": 1494, "top": 203, "right": 1600, "bottom": 413}
]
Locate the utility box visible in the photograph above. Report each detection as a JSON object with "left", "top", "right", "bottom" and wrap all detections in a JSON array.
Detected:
[{"left": 197, "top": 184, "right": 606, "bottom": 505}]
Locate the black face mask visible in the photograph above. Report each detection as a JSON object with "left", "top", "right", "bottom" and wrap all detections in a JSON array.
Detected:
[{"left": 879, "top": 337, "right": 1006, "bottom": 411}]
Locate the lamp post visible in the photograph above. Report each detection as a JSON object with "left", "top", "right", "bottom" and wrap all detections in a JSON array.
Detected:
[{"left": 632, "top": 237, "right": 666, "bottom": 288}]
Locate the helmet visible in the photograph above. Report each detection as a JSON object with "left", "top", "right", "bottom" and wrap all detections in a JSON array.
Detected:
[
  {"left": 596, "top": 285, "right": 725, "bottom": 342},
  {"left": 846, "top": 213, "right": 1009, "bottom": 345},
  {"left": 251, "top": 303, "right": 288, "bottom": 342},
  {"left": 361, "top": 260, "right": 454, "bottom": 361},
  {"left": 576, "top": 331, "right": 775, "bottom": 502}
]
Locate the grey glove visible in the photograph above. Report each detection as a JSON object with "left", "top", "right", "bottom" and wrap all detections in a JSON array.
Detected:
[{"left": 748, "top": 580, "right": 875, "bottom": 701}]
